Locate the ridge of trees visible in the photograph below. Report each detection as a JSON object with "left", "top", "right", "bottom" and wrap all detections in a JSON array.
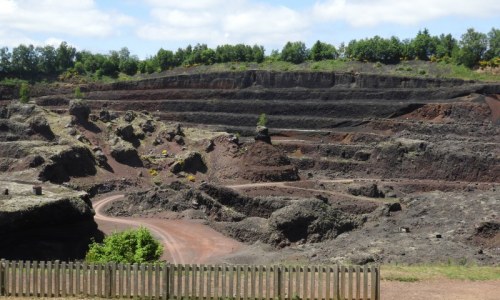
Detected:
[{"left": 0, "top": 27, "right": 498, "bottom": 82}]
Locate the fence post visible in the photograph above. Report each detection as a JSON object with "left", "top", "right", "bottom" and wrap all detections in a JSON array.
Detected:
[
  {"left": 0, "top": 259, "right": 4, "bottom": 296},
  {"left": 277, "top": 265, "right": 282, "bottom": 300},
  {"left": 105, "top": 263, "right": 112, "bottom": 298}
]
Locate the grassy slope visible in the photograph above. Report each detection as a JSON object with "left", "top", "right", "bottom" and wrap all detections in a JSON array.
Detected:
[
  {"left": 383, "top": 264, "right": 500, "bottom": 282},
  {"left": 142, "top": 60, "right": 500, "bottom": 82},
  {"left": 5, "top": 60, "right": 498, "bottom": 87}
]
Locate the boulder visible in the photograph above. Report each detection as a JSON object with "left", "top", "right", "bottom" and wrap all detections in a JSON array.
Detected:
[
  {"left": 255, "top": 125, "right": 271, "bottom": 144},
  {"left": 110, "top": 143, "right": 143, "bottom": 167},
  {"left": 68, "top": 100, "right": 91, "bottom": 122},
  {"left": 99, "top": 110, "right": 111, "bottom": 122},
  {"left": 116, "top": 124, "right": 136, "bottom": 141},
  {"left": 141, "top": 120, "right": 155, "bottom": 133},
  {"left": 348, "top": 183, "right": 385, "bottom": 198},
  {"left": 38, "top": 146, "right": 97, "bottom": 183},
  {"left": 29, "top": 115, "right": 54, "bottom": 140},
  {"left": 170, "top": 151, "right": 207, "bottom": 174},
  {"left": 174, "top": 135, "right": 185, "bottom": 145},
  {"left": 123, "top": 111, "right": 136, "bottom": 122}
]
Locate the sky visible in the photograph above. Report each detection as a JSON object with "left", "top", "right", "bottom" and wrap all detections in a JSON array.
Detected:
[{"left": 0, "top": 0, "right": 499, "bottom": 59}]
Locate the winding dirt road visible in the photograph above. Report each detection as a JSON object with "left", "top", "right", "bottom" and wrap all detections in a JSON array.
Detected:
[{"left": 93, "top": 195, "right": 244, "bottom": 264}]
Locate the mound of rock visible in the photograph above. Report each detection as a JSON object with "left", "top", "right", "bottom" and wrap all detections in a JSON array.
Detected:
[
  {"left": 110, "top": 142, "right": 143, "bottom": 167},
  {"left": 268, "top": 199, "right": 358, "bottom": 246},
  {"left": 170, "top": 151, "right": 207, "bottom": 174},
  {"left": 0, "top": 180, "right": 102, "bottom": 260},
  {"left": 38, "top": 145, "right": 97, "bottom": 183},
  {"left": 68, "top": 100, "right": 91, "bottom": 123},
  {"left": 106, "top": 183, "right": 359, "bottom": 248}
]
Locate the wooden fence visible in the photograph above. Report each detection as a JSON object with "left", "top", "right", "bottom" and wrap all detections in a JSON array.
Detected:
[{"left": 0, "top": 260, "right": 380, "bottom": 300}]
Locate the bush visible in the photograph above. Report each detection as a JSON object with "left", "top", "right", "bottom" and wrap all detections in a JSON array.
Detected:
[
  {"left": 19, "top": 82, "right": 30, "bottom": 103},
  {"left": 86, "top": 227, "right": 163, "bottom": 263},
  {"left": 74, "top": 86, "right": 83, "bottom": 99},
  {"left": 257, "top": 113, "right": 267, "bottom": 126}
]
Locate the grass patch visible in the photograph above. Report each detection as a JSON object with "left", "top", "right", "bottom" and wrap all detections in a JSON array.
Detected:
[{"left": 382, "top": 263, "right": 500, "bottom": 282}]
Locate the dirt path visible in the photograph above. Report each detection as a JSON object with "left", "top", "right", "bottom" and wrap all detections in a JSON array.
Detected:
[
  {"left": 382, "top": 279, "right": 500, "bottom": 300},
  {"left": 93, "top": 195, "right": 244, "bottom": 264}
]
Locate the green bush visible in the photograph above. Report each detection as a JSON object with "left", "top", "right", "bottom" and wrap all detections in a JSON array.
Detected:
[
  {"left": 257, "top": 113, "right": 268, "bottom": 127},
  {"left": 74, "top": 86, "right": 83, "bottom": 98},
  {"left": 19, "top": 82, "right": 30, "bottom": 103},
  {"left": 86, "top": 227, "right": 163, "bottom": 263}
]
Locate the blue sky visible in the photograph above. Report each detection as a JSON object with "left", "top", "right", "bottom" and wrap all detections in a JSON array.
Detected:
[{"left": 0, "top": 0, "right": 499, "bottom": 59}]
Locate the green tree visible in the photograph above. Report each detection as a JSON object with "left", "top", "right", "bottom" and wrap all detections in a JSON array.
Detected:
[
  {"left": 56, "top": 42, "right": 76, "bottom": 72},
  {"left": 0, "top": 47, "right": 11, "bottom": 77},
  {"left": 156, "top": 48, "right": 175, "bottom": 71},
  {"left": 435, "top": 34, "right": 458, "bottom": 60},
  {"left": 310, "top": 40, "right": 338, "bottom": 61},
  {"left": 36, "top": 45, "right": 57, "bottom": 75},
  {"left": 280, "top": 41, "right": 308, "bottom": 64},
  {"left": 19, "top": 82, "right": 30, "bottom": 103},
  {"left": 457, "top": 28, "right": 488, "bottom": 68},
  {"left": 485, "top": 27, "right": 500, "bottom": 60},
  {"left": 11, "top": 44, "right": 38, "bottom": 79},
  {"left": 86, "top": 227, "right": 163, "bottom": 263},
  {"left": 411, "top": 29, "right": 437, "bottom": 60}
]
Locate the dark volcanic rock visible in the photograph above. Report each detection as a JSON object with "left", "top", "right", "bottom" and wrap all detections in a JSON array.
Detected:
[
  {"left": 110, "top": 143, "right": 143, "bottom": 167},
  {"left": 38, "top": 146, "right": 97, "bottom": 183},
  {"left": 170, "top": 151, "right": 207, "bottom": 174},
  {"left": 0, "top": 181, "right": 102, "bottom": 261},
  {"left": 268, "top": 199, "right": 357, "bottom": 246},
  {"left": 68, "top": 100, "right": 91, "bottom": 122},
  {"left": 348, "top": 183, "right": 385, "bottom": 198},
  {"left": 255, "top": 126, "right": 271, "bottom": 144},
  {"left": 29, "top": 115, "right": 55, "bottom": 140},
  {"left": 124, "top": 110, "right": 136, "bottom": 122},
  {"left": 99, "top": 109, "right": 111, "bottom": 122}
]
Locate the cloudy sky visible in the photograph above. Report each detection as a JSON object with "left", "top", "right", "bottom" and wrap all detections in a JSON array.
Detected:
[{"left": 1, "top": 0, "right": 499, "bottom": 58}]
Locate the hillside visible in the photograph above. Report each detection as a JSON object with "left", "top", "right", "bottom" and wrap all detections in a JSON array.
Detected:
[{"left": 0, "top": 70, "right": 498, "bottom": 265}]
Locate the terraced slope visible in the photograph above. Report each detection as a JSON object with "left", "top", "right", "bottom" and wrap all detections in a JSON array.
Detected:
[{"left": 27, "top": 71, "right": 500, "bottom": 183}]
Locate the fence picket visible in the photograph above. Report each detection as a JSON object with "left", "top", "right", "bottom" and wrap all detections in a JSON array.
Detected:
[
  {"left": 229, "top": 265, "right": 235, "bottom": 299},
  {"left": 199, "top": 265, "right": 205, "bottom": 300},
  {"left": 355, "top": 266, "right": 360, "bottom": 300},
  {"left": 363, "top": 265, "right": 368, "bottom": 300},
  {"left": 236, "top": 265, "right": 241, "bottom": 300}
]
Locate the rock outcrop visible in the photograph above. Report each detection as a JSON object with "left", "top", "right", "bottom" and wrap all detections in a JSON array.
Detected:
[{"left": 0, "top": 180, "right": 102, "bottom": 260}]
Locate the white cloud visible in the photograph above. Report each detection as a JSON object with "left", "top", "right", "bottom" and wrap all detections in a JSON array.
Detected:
[
  {"left": 0, "top": 0, "right": 135, "bottom": 39},
  {"left": 143, "top": 0, "right": 228, "bottom": 10},
  {"left": 312, "top": 0, "right": 500, "bottom": 27},
  {"left": 137, "top": 1, "right": 309, "bottom": 47}
]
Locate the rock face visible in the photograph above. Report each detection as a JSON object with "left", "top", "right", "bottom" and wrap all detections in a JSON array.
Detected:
[{"left": 0, "top": 180, "right": 102, "bottom": 260}]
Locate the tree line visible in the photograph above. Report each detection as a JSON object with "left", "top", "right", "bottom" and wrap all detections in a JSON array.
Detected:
[{"left": 0, "top": 27, "right": 498, "bottom": 82}]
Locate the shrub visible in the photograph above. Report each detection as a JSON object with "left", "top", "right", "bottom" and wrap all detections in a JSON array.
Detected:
[
  {"left": 74, "top": 86, "right": 83, "bottom": 99},
  {"left": 257, "top": 113, "right": 267, "bottom": 127},
  {"left": 149, "top": 169, "right": 158, "bottom": 176},
  {"left": 86, "top": 227, "right": 163, "bottom": 263},
  {"left": 187, "top": 174, "right": 196, "bottom": 182},
  {"left": 19, "top": 82, "right": 30, "bottom": 103}
]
